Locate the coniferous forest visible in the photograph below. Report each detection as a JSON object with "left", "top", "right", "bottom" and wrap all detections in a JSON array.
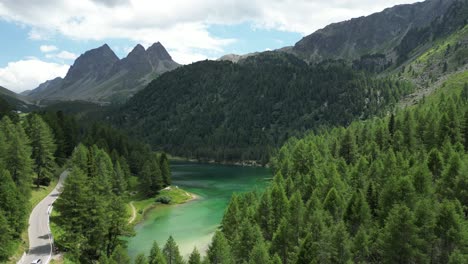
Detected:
[
  {"left": 116, "top": 53, "right": 414, "bottom": 164},
  {"left": 1, "top": 1, "right": 468, "bottom": 263},
  {"left": 214, "top": 88, "right": 468, "bottom": 264},
  {"left": 0, "top": 108, "right": 171, "bottom": 262}
]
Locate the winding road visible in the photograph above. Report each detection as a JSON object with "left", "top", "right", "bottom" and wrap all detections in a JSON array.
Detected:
[{"left": 20, "top": 171, "right": 68, "bottom": 264}]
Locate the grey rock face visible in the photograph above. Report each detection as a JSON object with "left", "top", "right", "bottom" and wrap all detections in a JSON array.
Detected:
[
  {"left": 29, "top": 42, "right": 179, "bottom": 104},
  {"left": 292, "top": 0, "right": 457, "bottom": 62}
]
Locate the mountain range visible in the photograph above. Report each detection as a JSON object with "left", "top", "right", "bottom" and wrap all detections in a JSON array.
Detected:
[
  {"left": 2, "top": 0, "right": 467, "bottom": 162},
  {"left": 291, "top": 0, "right": 458, "bottom": 62},
  {"left": 0, "top": 85, "right": 34, "bottom": 111},
  {"left": 23, "top": 0, "right": 463, "bottom": 105},
  {"left": 112, "top": 0, "right": 468, "bottom": 162},
  {"left": 25, "top": 42, "right": 179, "bottom": 104}
]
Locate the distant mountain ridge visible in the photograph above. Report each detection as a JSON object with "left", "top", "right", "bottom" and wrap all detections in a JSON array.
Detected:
[
  {"left": 27, "top": 42, "right": 179, "bottom": 104},
  {"left": 0, "top": 86, "right": 35, "bottom": 111},
  {"left": 291, "top": 0, "right": 458, "bottom": 62}
]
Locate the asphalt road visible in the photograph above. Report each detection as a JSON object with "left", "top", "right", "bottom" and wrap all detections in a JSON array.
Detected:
[{"left": 21, "top": 171, "right": 68, "bottom": 264}]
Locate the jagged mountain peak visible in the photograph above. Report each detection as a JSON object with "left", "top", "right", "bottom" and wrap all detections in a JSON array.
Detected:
[
  {"left": 28, "top": 41, "right": 179, "bottom": 103},
  {"left": 65, "top": 43, "right": 119, "bottom": 83},
  {"left": 147, "top": 42, "right": 172, "bottom": 61}
]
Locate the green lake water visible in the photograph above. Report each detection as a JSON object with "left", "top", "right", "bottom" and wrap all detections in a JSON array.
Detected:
[{"left": 126, "top": 162, "right": 271, "bottom": 259}]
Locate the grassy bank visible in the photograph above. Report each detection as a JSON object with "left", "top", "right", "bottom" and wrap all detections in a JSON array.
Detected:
[
  {"left": 128, "top": 186, "right": 196, "bottom": 225},
  {"left": 49, "top": 186, "right": 195, "bottom": 263}
]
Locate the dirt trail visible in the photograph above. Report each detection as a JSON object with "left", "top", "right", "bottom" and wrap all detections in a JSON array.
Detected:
[{"left": 128, "top": 202, "right": 136, "bottom": 224}]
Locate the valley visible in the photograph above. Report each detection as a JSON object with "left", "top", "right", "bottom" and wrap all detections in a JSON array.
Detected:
[{"left": 0, "top": 0, "right": 467, "bottom": 263}]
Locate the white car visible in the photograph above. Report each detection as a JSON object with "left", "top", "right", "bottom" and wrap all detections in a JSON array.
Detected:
[{"left": 31, "top": 259, "right": 42, "bottom": 264}]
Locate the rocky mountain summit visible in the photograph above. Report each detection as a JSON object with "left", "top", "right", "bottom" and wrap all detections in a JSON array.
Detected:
[{"left": 27, "top": 42, "right": 179, "bottom": 104}]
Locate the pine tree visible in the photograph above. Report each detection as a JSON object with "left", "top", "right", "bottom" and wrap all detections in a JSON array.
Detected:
[
  {"left": 380, "top": 204, "right": 422, "bottom": 263},
  {"left": 140, "top": 160, "right": 154, "bottom": 197},
  {"left": 323, "top": 187, "right": 343, "bottom": 221},
  {"left": 330, "top": 221, "right": 352, "bottom": 264},
  {"left": 388, "top": 113, "right": 396, "bottom": 137},
  {"left": 248, "top": 240, "right": 271, "bottom": 264},
  {"left": 270, "top": 180, "right": 289, "bottom": 231},
  {"left": 149, "top": 241, "right": 167, "bottom": 264},
  {"left": 256, "top": 190, "right": 274, "bottom": 240},
  {"left": 352, "top": 227, "right": 371, "bottom": 263},
  {"left": 434, "top": 200, "right": 466, "bottom": 263},
  {"left": 427, "top": 148, "right": 444, "bottom": 181},
  {"left": 160, "top": 153, "right": 171, "bottom": 186},
  {"left": 188, "top": 247, "right": 201, "bottom": 264},
  {"left": 207, "top": 231, "right": 233, "bottom": 264},
  {"left": 163, "top": 236, "right": 184, "bottom": 264},
  {"left": 0, "top": 169, "right": 27, "bottom": 237},
  {"left": 110, "top": 245, "right": 131, "bottom": 264},
  {"left": 0, "top": 211, "right": 13, "bottom": 262},
  {"left": 221, "top": 194, "right": 240, "bottom": 242},
  {"left": 288, "top": 191, "right": 304, "bottom": 242},
  {"left": 344, "top": 190, "right": 371, "bottom": 236},
  {"left": 27, "top": 114, "right": 56, "bottom": 187},
  {"left": 54, "top": 167, "right": 90, "bottom": 256},
  {"left": 113, "top": 160, "right": 127, "bottom": 195},
  {"left": 339, "top": 128, "right": 357, "bottom": 164},
  {"left": 106, "top": 195, "right": 131, "bottom": 257},
  {"left": 0, "top": 117, "right": 33, "bottom": 195},
  {"left": 233, "top": 221, "right": 263, "bottom": 263},
  {"left": 135, "top": 253, "right": 149, "bottom": 264},
  {"left": 271, "top": 217, "right": 296, "bottom": 264}
]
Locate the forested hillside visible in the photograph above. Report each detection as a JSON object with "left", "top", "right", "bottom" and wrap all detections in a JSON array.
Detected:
[
  {"left": 209, "top": 79, "right": 468, "bottom": 263},
  {"left": 0, "top": 113, "right": 59, "bottom": 261},
  {"left": 0, "top": 108, "right": 171, "bottom": 262},
  {"left": 116, "top": 53, "right": 413, "bottom": 163}
]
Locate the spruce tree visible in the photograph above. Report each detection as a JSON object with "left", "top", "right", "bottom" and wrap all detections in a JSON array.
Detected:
[
  {"left": 330, "top": 221, "right": 352, "bottom": 264},
  {"left": 163, "top": 236, "right": 184, "bottom": 264},
  {"left": 27, "top": 114, "right": 56, "bottom": 187},
  {"left": 221, "top": 194, "right": 240, "bottom": 242},
  {"left": 207, "top": 231, "right": 233, "bottom": 264},
  {"left": 111, "top": 245, "right": 131, "bottom": 264},
  {"left": 149, "top": 241, "right": 167, "bottom": 264},
  {"left": 188, "top": 247, "right": 201, "bottom": 264},
  {"left": 0, "top": 211, "right": 13, "bottom": 261},
  {"left": 135, "top": 253, "right": 149, "bottom": 264},
  {"left": 0, "top": 169, "right": 27, "bottom": 237},
  {"left": 339, "top": 128, "right": 357, "bottom": 164},
  {"left": 380, "top": 204, "right": 422, "bottom": 263},
  {"left": 248, "top": 240, "right": 271, "bottom": 264},
  {"left": 160, "top": 153, "right": 171, "bottom": 186}
]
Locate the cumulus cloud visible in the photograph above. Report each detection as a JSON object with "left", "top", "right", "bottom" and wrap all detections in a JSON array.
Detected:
[
  {"left": 0, "top": 59, "right": 69, "bottom": 92},
  {"left": 40, "top": 45, "right": 58, "bottom": 52},
  {"left": 0, "top": 0, "right": 419, "bottom": 63}
]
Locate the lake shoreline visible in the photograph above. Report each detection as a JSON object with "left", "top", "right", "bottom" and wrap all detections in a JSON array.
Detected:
[
  {"left": 128, "top": 186, "right": 199, "bottom": 226},
  {"left": 169, "top": 155, "right": 270, "bottom": 168}
]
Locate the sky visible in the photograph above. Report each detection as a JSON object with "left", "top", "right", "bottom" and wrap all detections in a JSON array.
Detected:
[{"left": 0, "top": 0, "right": 421, "bottom": 93}]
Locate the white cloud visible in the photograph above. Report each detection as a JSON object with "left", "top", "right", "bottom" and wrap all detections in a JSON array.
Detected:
[
  {"left": 0, "top": 0, "right": 420, "bottom": 63},
  {"left": 40, "top": 45, "right": 58, "bottom": 52},
  {"left": 46, "top": 50, "right": 78, "bottom": 60},
  {"left": 0, "top": 59, "right": 69, "bottom": 92}
]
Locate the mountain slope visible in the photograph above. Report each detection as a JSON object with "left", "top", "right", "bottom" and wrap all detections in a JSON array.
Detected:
[
  {"left": 28, "top": 43, "right": 179, "bottom": 104},
  {"left": 0, "top": 86, "right": 34, "bottom": 111},
  {"left": 114, "top": 52, "right": 413, "bottom": 163},
  {"left": 291, "top": 0, "right": 457, "bottom": 63}
]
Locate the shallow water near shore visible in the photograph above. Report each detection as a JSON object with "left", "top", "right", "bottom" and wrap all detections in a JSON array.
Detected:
[{"left": 126, "top": 162, "right": 271, "bottom": 259}]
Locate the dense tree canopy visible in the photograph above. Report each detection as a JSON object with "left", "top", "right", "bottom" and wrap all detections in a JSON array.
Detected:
[
  {"left": 117, "top": 53, "right": 413, "bottom": 163},
  {"left": 213, "top": 86, "right": 468, "bottom": 263}
]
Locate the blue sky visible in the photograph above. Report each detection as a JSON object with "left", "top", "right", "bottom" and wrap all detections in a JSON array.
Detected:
[
  {"left": 0, "top": 21, "right": 302, "bottom": 67},
  {"left": 0, "top": 0, "right": 419, "bottom": 92}
]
